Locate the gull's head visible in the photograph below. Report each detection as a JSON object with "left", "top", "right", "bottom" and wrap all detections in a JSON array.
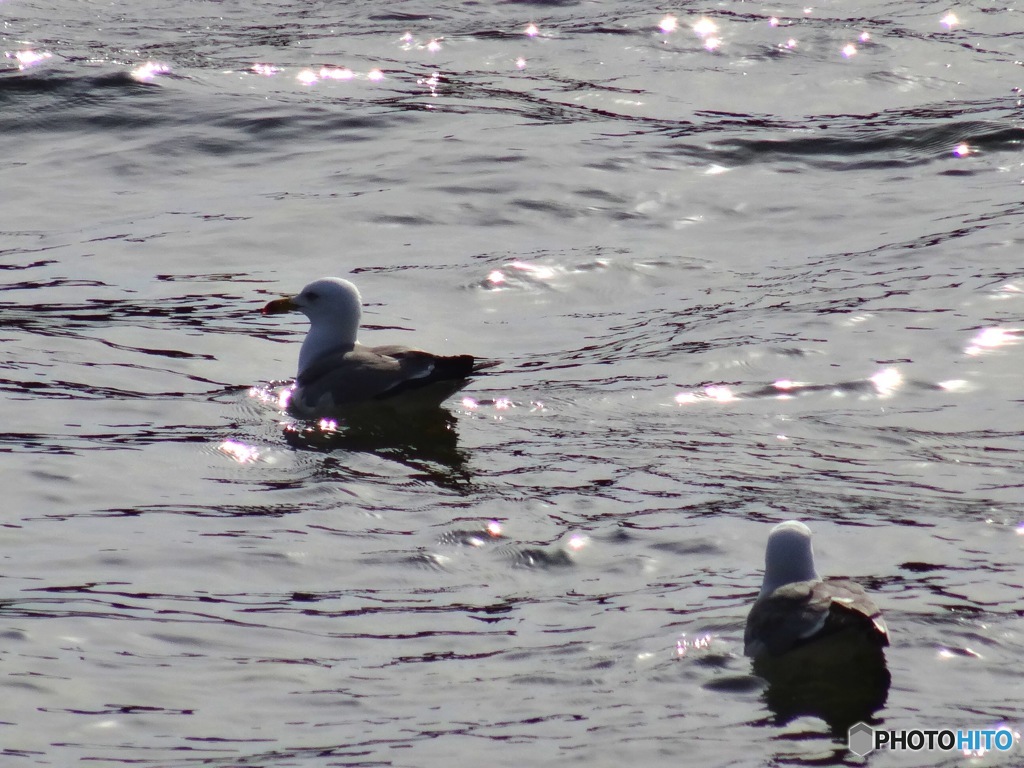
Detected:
[
  {"left": 263, "top": 277, "right": 363, "bottom": 373},
  {"left": 264, "top": 277, "right": 362, "bottom": 330},
  {"left": 759, "top": 520, "right": 820, "bottom": 597}
]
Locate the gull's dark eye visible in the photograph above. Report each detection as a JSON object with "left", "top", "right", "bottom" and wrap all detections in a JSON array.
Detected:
[{"left": 304, "top": 290, "right": 319, "bottom": 301}]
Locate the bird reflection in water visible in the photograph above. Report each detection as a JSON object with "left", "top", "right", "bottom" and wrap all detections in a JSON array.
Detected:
[
  {"left": 280, "top": 405, "right": 476, "bottom": 490},
  {"left": 753, "top": 632, "right": 890, "bottom": 736}
]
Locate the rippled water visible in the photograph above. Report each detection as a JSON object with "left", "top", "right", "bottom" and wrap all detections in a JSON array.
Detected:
[{"left": 3, "top": 0, "right": 1023, "bottom": 765}]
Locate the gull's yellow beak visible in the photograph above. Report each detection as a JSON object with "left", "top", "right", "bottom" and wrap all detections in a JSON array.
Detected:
[{"left": 262, "top": 296, "right": 298, "bottom": 315}]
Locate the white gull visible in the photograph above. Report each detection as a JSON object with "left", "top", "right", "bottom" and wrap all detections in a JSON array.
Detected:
[
  {"left": 262, "top": 277, "right": 494, "bottom": 418},
  {"left": 744, "top": 521, "right": 889, "bottom": 659}
]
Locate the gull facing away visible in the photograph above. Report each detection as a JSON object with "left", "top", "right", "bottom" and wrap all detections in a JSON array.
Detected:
[
  {"left": 262, "top": 277, "right": 494, "bottom": 418},
  {"left": 744, "top": 521, "right": 889, "bottom": 659}
]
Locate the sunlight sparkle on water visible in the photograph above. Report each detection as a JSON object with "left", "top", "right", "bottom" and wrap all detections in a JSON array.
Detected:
[
  {"left": 466, "top": 524, "right": 500, "bottom": 546},
  {"left": 938, "top": 647, "right": 982, "bottom": 660},
  {"left": 426, "top": 39, "right": 443, "bottom": 53},
  {"left": 859, "top": 31, "right": 871, "bottom": 42},
  {"left": 870, "top": 367, "right": 903, "bottom": 397},
  {"left": 399, "top": 32, "right": 416, "bottom": 50},
  {"left": 525, "top": 23, "right": 539, "bottom": 37},
  {"left": 566, "top": 533, "right": 589, "bottom": 552},
  {"left": 692, "top": 18, "right": 718, "bottom": 38},
  {"left": 418, "top": 71, "right": 440, "bottom": 96},
  {"left": 659, "top": 15, "right": 678, "bottom": 33},
  {"left": 132, "top": 61, "right": 170, "bottom": 82},
  {"left": 251, "top": 63, "right": 279, "bottom": 76},
  {"left": 218, "top": 440, "right": 260, "bottom": 464},
  {"left": 10, "top": 50, "right": 51, "bottom": 69},
  {"left": 510, "top": 259, "right": 557, "bottom": 280},
  {"left": 675, "top": 386, "right": 737, "bottom": 404},
  {"left": 994, "top": 283, "right": 1021, "bottom": 297},
  {"left": 299, "top": 67, "right": 373, "bottom": 84},
  {"left": 841, "top": 43, "right": 857, "bottom": 58},
  {"left": 769, "top": 17, "right": 780, "bottom": 27},
  {"left": 87, "top": 720, "right": 121, "bottom": 731},
  {"left": 320, "top": 66, "right": 354, "bottom": 80},
  {"left": 516, "top": 57, "right": 527, "bottom": 69},
  {"left": 461, "top": 396, "right": 479, "bottom": 410},
  {"left": 953, "top": 142, "right": 972, "bottom": 157},
  {"left": 966, "top": 326, "right": 1020, "bottom": 355},
  {"left": 247, "top": 384, "right": 292, "bottom": 411},
  {"left": 676, "top": 634, "right": 713, "bottom": 657},
  {"left": 247, "top": 385, "right": 268, "bottom": 403},
  {"left": 705, "top": 386, "right": 736, "bottom": 402},
  {"left": 941, "top": 12, "right": 959, "bottom": 29}
]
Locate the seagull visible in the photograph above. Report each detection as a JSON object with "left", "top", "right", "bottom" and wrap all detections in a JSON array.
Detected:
[
  {"left": 262, "top": 277, "right": 494, "bottom": 418},
  {"left": 744, "top": 521, "right": 889, "bottom": 659}
]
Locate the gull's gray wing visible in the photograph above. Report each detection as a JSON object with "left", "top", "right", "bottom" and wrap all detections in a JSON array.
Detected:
[
  {"left": 744, "top": 578, "right": 888, "bottom": 658},
  {"left": 290, "top": 344, "right": 482, "bottom": 416}
]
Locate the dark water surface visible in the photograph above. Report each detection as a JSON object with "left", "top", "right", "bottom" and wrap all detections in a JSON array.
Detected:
[{"left": 2, "top": 0, "right": 1023, "bottom": 765}]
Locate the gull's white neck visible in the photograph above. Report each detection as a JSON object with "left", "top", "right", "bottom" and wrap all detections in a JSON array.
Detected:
[
  {"left": 298, "top": 324, "right": 357, "bottom": 375},
  {"left": 759, "top": 522, "right": 821, "bottom": 597},
  {"left": 283, "top": 277, "right": 365, "bottom": 377}
]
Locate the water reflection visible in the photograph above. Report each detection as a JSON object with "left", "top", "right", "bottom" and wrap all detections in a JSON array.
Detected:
[
  {"left": 280, "top": 407, "right": 473, "bottom": 490},
  {"left": 8, "top": 50, "right": 52, "bottom": 70},
  {"left": 691, "top": 18, "right": 721, "bottom": 51},
  {"left": 754, "top": 645, "right": 890, "bottom": 736},
  {"left": 675, "top": 368, "right": 908, "bottom": 405},
  {"left": 218, "top": 439, "right": 262, "bottom": 464},
  {"left": 965, "top": 326, "right": 1022, "bottom": 356},
  {"left": 131, "top": 61, "right": 170, "bottom": 82}
]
